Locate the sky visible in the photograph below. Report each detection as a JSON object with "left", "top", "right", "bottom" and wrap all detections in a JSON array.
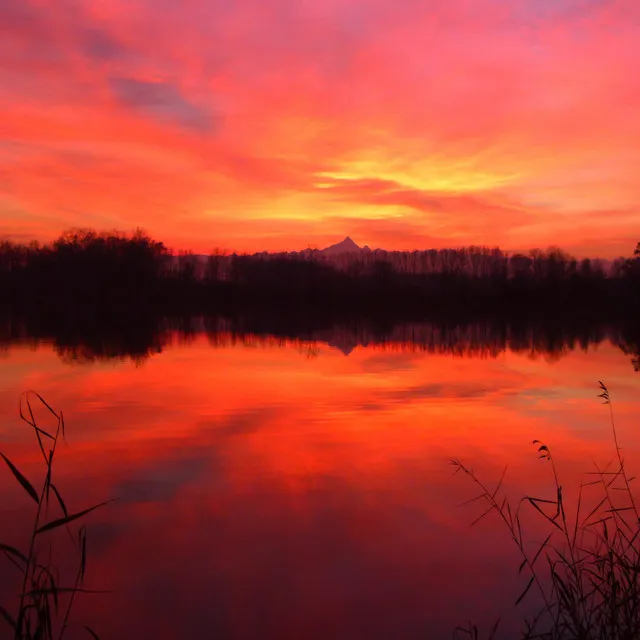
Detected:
[{"left": 1, "top": 0, "right": 639, "bottom": 256}]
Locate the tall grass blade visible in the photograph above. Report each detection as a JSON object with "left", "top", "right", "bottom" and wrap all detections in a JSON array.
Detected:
[
  {"left": 0, "top": 604, "right": 16, "bottom": 630},
  {"left": 516, "top": 575, "right": 536, "bottom": 605},
  {"left": 0, "top": 542, "right": 28, "bottom": 568},
  {"left": 525, "top": 497, "right": 563, "bottom": 530},
  {"left": 491, "top": 466, "right": 508, "bottom": 499},
  {"left": 50, "top": 483, "right": 68, "bottom": 518},
  {"left": 49, "top": 572, "right": 59, "bottom": 614},
  {"left": 59, "top": 411, "right": 66, "bottom": 443},
  {"left": 518, "top": 557, "right": 527, "bottom": 574},
  {"left": 470, "top": 504, "right": 494, "bottom": 528},
  {"left": 79, "top": 526, "right": 87, "bottom": 583},
  {"left": 31, "top": 391, "right": 60, "bottom": 419},
  {"left": 0, "top": 452, "right": 39, "bottom": 504},
  {"left": 36, "top": 501, "right": 112, "bottom": 535},
  {"left": 530, "top": 533, "right": 553, "bottom": 570}
]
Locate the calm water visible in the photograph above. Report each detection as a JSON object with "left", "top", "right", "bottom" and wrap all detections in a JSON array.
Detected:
[{"left": 0, "top": 322, "right": 638, "bottom": 638}]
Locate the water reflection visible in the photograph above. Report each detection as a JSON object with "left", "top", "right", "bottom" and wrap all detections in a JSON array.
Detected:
[
  {"left": 1, "top": 314, "right": 639, "bottom": 371},
  {"left": 0, "top": 317, "right": 638, "bottom": 638}
]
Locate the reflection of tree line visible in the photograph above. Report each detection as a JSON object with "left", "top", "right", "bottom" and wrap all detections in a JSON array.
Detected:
[
  {"left": 615, "top": 338, "right": 640, "bottom": 372},
  {"left": 203, "top": 317, "right": 634, "bottom": 363},
  {"left": 0, "top": 313, "right": 167, "bottom": 365},
  {"left": 0, "top": 313, "right": 638, "bottom": 370}
]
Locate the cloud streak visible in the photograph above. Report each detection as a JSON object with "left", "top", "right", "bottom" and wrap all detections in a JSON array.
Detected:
[{"left": 109, "top": 77, "right": 213, "bottom": 132}]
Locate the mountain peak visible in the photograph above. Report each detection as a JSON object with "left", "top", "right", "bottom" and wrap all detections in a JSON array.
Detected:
[{"left": 322, "top": 237, "right": 361, "bottom": 255}]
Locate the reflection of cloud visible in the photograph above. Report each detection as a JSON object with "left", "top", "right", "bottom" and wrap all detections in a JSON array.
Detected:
[
  {"left": 89, "top": 518, "right": 131, "bottom": 555},
  {"left": 88, "top": 453, "right": 518, "bottom": 639},
  {"left": 198, "top": 407, "right": 281, "bottom": 440},
  {"left": 386, "top": 382, "right": 493, "bottom": 402},
  {"left": 382, "top": 381, "right": 565, "bottom": 405},
  {"left": 356, "top": 402, "right": 384, "bottom": 412},
  {"left": 113, "top": 454, "right": 211, "bottom": 503},
  {"left": 109, "top": 77, "right": 213, "bottom": 133},
  {"left": 359, "top": 352, "right": 421, "bottom": 373}
]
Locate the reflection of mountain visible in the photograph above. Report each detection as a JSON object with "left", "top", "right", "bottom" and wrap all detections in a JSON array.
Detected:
[
  {"left": 325, "top": 338, "right": 358, "bottom": 356},
  {"left": 0, "top": 313, "right": 638, "bottom": 370}
]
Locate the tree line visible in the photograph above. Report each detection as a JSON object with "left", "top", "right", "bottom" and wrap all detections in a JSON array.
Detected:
[{"left": 1, "top": 229, "right": 639, "bottom": 316}]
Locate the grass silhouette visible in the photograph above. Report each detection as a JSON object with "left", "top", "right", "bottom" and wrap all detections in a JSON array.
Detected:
[
  {"left": 453, "top": 382, "right": 640, "bottom": 639},
  {"left": 0, "top": 392, "right": 109, "bottom": 640}
]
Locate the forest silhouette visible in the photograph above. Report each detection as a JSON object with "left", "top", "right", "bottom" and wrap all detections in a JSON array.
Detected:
[{"left": 1, "top": 229, "right": 639, "bottom": 319}]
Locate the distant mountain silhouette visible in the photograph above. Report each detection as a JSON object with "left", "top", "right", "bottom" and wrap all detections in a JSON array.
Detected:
[{"left": 321, "top": 237, "right": 365, "bottom": 255}]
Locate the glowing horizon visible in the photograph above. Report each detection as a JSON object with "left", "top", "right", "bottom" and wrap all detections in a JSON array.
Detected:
[{"left": 1, "top": 0, "right": 639, "bottom": 257}]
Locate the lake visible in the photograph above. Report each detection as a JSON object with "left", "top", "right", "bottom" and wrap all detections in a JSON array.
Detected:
[{"left": 0, "top": 319, "right": 638, "bottom": 638}]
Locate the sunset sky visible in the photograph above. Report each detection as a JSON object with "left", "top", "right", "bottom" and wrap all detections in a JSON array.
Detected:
[{"left": 1, "top": 0, "right": 639, "bottom": 256}]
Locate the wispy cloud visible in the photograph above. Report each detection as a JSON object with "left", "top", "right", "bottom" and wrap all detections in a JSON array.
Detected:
[{"left": 109, "top": 77, "right": 213, "bottom": 133}]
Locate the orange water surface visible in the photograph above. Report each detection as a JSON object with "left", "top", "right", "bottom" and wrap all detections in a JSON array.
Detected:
[{"left": 0, "top": 330, "right": 638, "bottom": 638}]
